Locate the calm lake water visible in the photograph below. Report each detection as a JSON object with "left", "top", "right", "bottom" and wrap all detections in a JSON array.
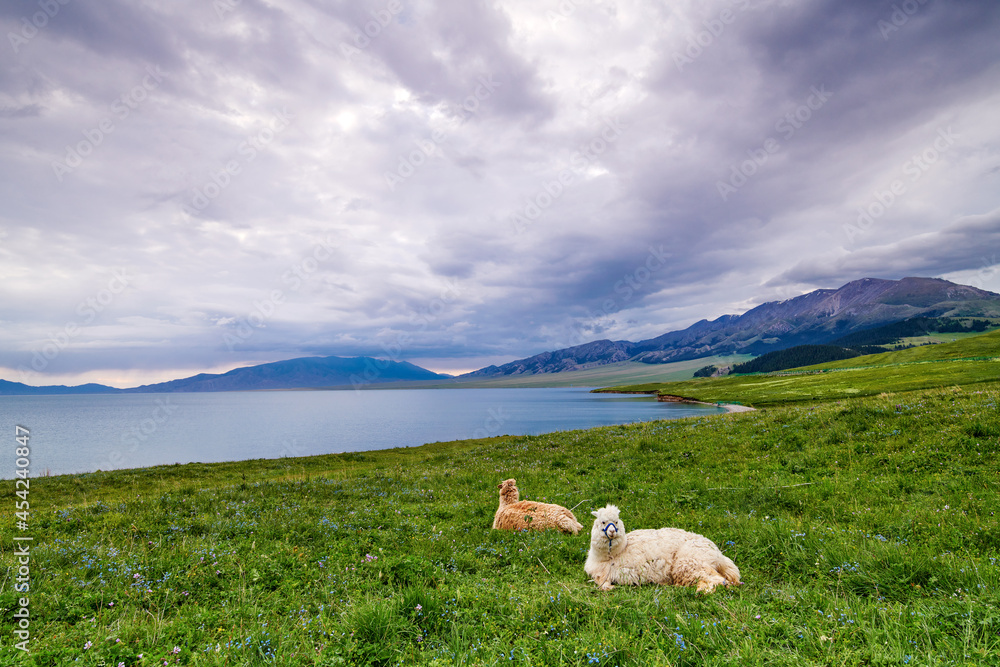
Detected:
[{"left": 1, "top": 388, "right": 724, "bottom": 478}]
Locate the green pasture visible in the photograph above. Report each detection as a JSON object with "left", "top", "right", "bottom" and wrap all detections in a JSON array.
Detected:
[{"left": 2, "top": 379, "right": 999, "bottom": 665}]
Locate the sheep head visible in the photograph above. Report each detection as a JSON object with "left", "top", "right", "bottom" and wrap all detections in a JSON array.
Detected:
[
  {"left": 590, "top": 504, "right": 626, "bottom": 555},
  {"left": 497, "top": 478, "right": 520, "bottom": 505}
]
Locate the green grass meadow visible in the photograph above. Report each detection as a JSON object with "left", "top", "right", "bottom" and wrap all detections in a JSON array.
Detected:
[{"left": 3, "top": 332, "right": 1000, "bottom": 665}]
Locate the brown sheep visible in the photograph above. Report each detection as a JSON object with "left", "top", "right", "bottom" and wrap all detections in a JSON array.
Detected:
[{"left": 491, "top": 478, "right": 583, "bottom": 535}]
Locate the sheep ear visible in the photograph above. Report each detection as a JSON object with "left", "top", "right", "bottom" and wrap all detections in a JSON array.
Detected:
[{"left": 591, "top": 510, "right": 599, "bottom": 517}]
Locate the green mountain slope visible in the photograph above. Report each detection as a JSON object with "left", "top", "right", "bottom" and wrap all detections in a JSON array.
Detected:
[
  {"left": 730, "top": 345, "right": 871, "bottom": 374},
  {"left": 806, "top": 328, "right": 1000, "bottom": 369},
  {"left": 600, "top": 329, "right": 1000, "bottom": 406}
]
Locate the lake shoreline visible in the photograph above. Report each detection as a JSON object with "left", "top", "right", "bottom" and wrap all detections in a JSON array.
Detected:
[
  {"left": 2, "top": 387, "right": 725, "bottom": 479},
  {"left": 596, "top": 389, "right": 756, "bottom": 413}
]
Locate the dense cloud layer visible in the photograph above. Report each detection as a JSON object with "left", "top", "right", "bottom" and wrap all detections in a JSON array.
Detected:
[{"left": 2, "top": 0, "right": 999, "bottom": 385}]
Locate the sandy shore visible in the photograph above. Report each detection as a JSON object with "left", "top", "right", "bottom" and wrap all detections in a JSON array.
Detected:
[
  {"left": 647, "top": 392, "right": 757, "bottom": 413},
  {"left": 717, "top": 402, "right": 755, "bottom": 413},
  {"left": 596, "top": 390, "right": 756, "bottom": 413},
  {"left": 676, "top": 398, "right": 755, "bottom": 413}
]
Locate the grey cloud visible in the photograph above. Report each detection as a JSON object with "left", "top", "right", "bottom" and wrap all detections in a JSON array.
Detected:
[
  {"left": 372, "top": 1, "right": 554, "bottom": 124},
  {"left": 1, "top": 0, "right": 999, "bottom": 384},
  {"left": 0, "top": 102, "right": 43, "bottom": 118},
  {"left": 774, "top": 208, "right": 1000, "bottom": 287}
]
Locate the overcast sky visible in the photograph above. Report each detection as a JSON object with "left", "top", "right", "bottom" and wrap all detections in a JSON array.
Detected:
[{"left": 2, "top": 0, "right": 999, "bottom": 387}]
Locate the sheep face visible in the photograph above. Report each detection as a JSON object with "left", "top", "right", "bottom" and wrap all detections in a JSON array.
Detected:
[
  {"left": 590, "top": 504, "right": 626, "bottom": 555},
  {"left": 497, "top": 478, "right": 519, "bottom": 505}
]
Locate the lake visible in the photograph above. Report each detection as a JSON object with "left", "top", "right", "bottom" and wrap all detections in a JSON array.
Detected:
[{"left": 1, "top": 387, "right": 725, "bottom": 478}]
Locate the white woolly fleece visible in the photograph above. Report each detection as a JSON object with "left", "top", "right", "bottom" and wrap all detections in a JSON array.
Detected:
[{"left": 584, "top": 504, "right": 741, "bottom": 593}]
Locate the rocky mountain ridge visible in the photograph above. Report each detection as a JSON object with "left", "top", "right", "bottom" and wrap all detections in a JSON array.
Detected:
[{"left": 463, "top": 277, "right": 1000, "bottom": 377}]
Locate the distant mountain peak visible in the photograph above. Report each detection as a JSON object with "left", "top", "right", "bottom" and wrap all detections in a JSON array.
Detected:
[
  {"left": 1, "top": 355, "right": 450, "bottom": 395},
  {"left": 123, "top": 355, "right": 450, "bottom": 393}
]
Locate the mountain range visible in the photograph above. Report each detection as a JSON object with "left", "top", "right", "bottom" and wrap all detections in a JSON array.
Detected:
[
  {"left": 462, "top": 277, "right": 1000, "bottom": 377},
  {"left": 5, "top": 276, "right": 998, "bottom": 393},
  {"left": 0, "top": 356, "right": 450, "bottom": 395}
]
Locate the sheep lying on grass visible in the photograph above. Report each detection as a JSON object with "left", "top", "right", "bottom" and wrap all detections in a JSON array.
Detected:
[
  {"left": 585, "top": 504, "right": 741, "bottom": 592},
  {"left": 492, "top": 478, "right": 583, "bottom": 535}
]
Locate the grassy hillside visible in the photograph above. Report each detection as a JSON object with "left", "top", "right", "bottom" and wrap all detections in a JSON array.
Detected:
[
  {"left": 829, "top": 317, "right": 995, "bottom": 349},
  {"left": 898, "top": 331, "right": 996, "bottom": 346},
  {"left": 730, "top": 345, "right": 869, "bottom": 375},
  {"left": 2, "top": 383, "right": 999, "bottom": 665},
  {"left": 601, "top": 329, "right": 1000, "bottom": 406},
  {"left": 805, "top": 329, "right": 1000, "bottom": 370},
  {"left": 373, "top": 355, "right": 753, "bottom": 389}
]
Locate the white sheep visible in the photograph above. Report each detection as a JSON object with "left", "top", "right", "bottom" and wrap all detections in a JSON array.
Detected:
[{"left": 584, "top": 504, "right": 741, "bottom": 592}]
